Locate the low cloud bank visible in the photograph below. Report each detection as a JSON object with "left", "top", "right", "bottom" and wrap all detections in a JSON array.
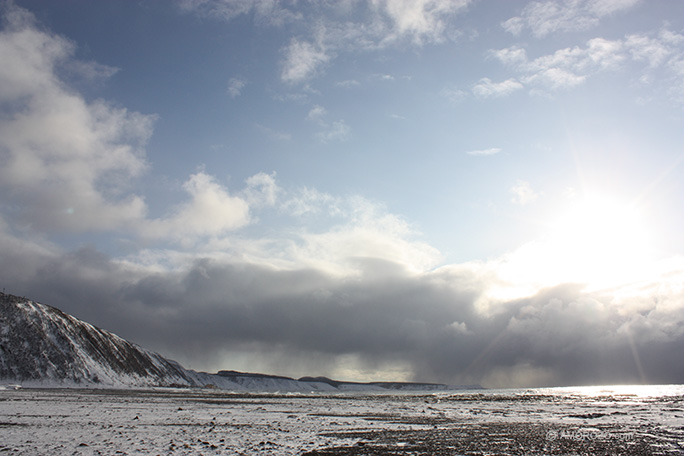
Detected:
[{"left": 3, "top": 234, "right": 683, "bottom": 388}]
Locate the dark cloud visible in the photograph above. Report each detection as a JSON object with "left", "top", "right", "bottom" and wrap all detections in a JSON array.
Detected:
[{"left": 3, "top": 236, "right": 683, "bottom": 388}]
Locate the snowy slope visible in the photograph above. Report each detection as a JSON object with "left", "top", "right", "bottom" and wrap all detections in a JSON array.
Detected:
[{"left": 0, "top": 292, "right": 199, "bottom": 388}]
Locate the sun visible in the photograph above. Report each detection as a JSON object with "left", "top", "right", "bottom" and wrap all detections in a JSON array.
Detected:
[
  {"left": 491, "top": 191, "right": 656, "bottom": 298},
  {"left": 541, "top": 193, "right": 654, "bottom": 288}
]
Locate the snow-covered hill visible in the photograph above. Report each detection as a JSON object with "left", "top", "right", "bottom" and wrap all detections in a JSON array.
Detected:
[
  {"left": 0, "top": 292, "right": 468, "bottom": 391},
  {"left": 0, "top": 292, "right": 197, "bottom": 388}
]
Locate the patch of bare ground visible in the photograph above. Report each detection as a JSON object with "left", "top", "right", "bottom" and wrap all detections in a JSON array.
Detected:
[{"left": 303, "top": 422, "right": 667, "bottom": 456}]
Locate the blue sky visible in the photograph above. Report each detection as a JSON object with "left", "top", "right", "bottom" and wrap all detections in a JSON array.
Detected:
[{"left": 2, "top": 0, "right": 684, "bottom": 387}]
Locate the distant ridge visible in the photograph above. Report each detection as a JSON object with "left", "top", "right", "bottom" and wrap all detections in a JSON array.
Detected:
[
  {"left": 0, "top": 292, "right": 480, "bottom": 392},
  {"left": 297, "top": 376, "right": 459, "bottom": 391}
]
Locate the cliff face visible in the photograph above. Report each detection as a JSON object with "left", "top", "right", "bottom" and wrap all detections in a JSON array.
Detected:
[{"left": 0, "top": 292, "right": 193, "bottom": 387}]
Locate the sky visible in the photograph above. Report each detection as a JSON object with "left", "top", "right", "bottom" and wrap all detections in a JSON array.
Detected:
[{"left": 1, "top": 0, "right": 684, "bottom": 388}]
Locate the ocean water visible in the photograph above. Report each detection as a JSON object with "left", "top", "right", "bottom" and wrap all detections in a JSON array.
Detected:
[{"left": 1, "top": 384, "right": 682, "bottom": 455}]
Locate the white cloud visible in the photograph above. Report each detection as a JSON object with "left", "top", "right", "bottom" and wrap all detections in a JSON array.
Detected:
[
  {"left": 279, "top": 194, "right": 442, "bottom": 275},
  {"left": 65, "top": 60, "right": 119, "bottom": 84},
  {"left": 178, "top": 0, "right": 301, "bottom": 26},
  {"left": 626, "top": 32, "right": 674, "bottom": 68},
  {"left": 441, "top": 87, "right": 468, "bottom": 102},
  {"left": 281, "top": 187, "right": 341, "bottom": 218},
  {"left": 472, "top": 78, "right": 523, "bottom": 98},
  {"left": 281, "top": 38, "right": 330, "bottom": 84},
  {"left": 183, "top": 1, "right": 473, "bottom": 84},
  {"left": 242, "top": 172, "right": 279, "bottom": 207},
  {"left": 589, "top": 0, "right": 642, "bottom": 16},
  {"left": 254, "top": 124, "right": 292, "bottom": 141},
  {"left": 466, "top": 148, "right": 502, "bottom": 156},
  {"left": 132, "top": 186, "right": 442, "bottom": 277},
  {"left": 492, "top": 39, "right": 622, "bottom": 91},
  {"left": 522, "top": 67, "right": 586, "bottom": 90},
  {"left": 0, "top": 4, "right": 153, "bottom": 233},
  {"left": 502, "top": 0, "right": 641, "bottom": 38},
  {"left": 510, "top": 180, "right": 539, "bottom": 205},
  {"left": 585, "top": 37, "right": 626, "bottom": 70},
  {"left": 316, "top": 120, "right": 351, "bottom": 143},
  {"left": 0, "top": 4, "right": 271, "bottom": 249},
  {"left": 306, "top": 105, "right": 350, "bottom": 143},
  {"left": 306, "top": 105, "right": 327, "bottom": 122},
  {"left": 369, "top": 0, "right": 473, "bottom": 45},
  {"left": 227, "top": 77, "right": 246, "bottom": 98},
  {"left": 142, "top": 172, "right": 251, "bottom": 242},
  {"left": 489, "top": 28, "right": 684, "bottom": 97},
  {"left": 290, "top": 219, "right": 440, "bottom": 276},
  {"left": 336, "top": 79, "right": 360, "bottom": 88},
  {"left": 489, "top": 46, "right": 527, "bottom": 66}
]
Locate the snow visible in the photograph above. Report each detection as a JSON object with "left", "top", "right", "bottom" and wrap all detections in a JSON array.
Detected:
[{"left": 1, "top": 385, "right": 683, "bottom": 455}]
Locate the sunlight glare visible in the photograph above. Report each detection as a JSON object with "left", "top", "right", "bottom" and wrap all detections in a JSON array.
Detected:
[
  {"left": 489, "top": 193, "right": 657, "bottom": 301},
  {"left": 545, "top": 194, "right": 652, "bottom": 288},
  {"left": 550, "top": 196, "right": 649, "bottom": 285}
]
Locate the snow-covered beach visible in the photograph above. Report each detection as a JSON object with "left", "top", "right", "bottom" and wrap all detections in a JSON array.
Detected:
[{"left": 1, "top": 385, "right": 682, "bottom": 455}]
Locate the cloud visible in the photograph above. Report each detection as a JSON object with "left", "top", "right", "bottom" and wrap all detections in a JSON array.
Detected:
[
  {"left": 466, "top": 148, "right": 502, "bottom": 156},
  {"left": 369, "top": 0, "right": 473, "bottom": 45},
  {"left": 502, "top": 0, "right": 642, "bottom": 38},
  {"left": 177, "top": 0, "right": 301, "bottom": 26},
  {"left": 0, "top": 4, "right": 269, "bottom": 248},
  {"left": 0, "top": 3, "right": 153, "bottom": 233},
  {"left": 472, "top": 78, "right": 523, "bottom": 98},
  {"left": 489, "top": 28, "right": 684, "bottom": 96},
  {"left": 510, "top": 180, "right": 539, "bottom": 205},
  {"left": 65, "top": 60, "right": 119, "bottom": 84},
  {"left": 306, "top": 105, "right": 327, "bottom": 122},
  {"left": 182, "top": 1, "right": 473, "bottom": 84},
  {"left": 306, "top": 104, "right": 351, "bottom": 142},
  {"left": 280, "top": 186, "right": 342, "bottom": 218},
  {"left": 5, "top": 216, "right": 684, "bottom": 387},
  {"left": 227, "top": 77, "right": 246, "bottom": 98},
  {"left": 490, "top": 45, "right": 527, "bottom": 66},
  {"left": 281, "top": 38, "right": 330, "bottom": 84},
  {"left": 242, "top": 172, "right": 280, "bottom": 207},
  {"left": 491, "top": 42, "right": 605, "bottom": 90},
  {"left": 441, "top": 87, "right": 468, "bottom": 102},
  {"left": 316, "top": 120, "right": 351, "bottom": 143},
  {"left": 254, "top": 124, "right": 292, "bottom": 141},
  {"left": 523, "top": 67, "right": 587, "bottom": 90},
  {"left": 281, "top": 194, "right": 442, "bottom": 275},
  {"left": 336, "top": 79, "right": 360, "bottom": 88},
  {"left": 141, "top": 172, "right": 251, "bottom": 243}
]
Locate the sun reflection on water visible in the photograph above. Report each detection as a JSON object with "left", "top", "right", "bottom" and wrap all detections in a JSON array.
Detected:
[{"left": 542, "top": 384, "right": 684, "bottom": 398}]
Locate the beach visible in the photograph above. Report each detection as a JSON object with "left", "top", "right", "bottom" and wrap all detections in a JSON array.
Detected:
[{"left": 1, "top": 385, "right": 682, "bottom": 455}]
